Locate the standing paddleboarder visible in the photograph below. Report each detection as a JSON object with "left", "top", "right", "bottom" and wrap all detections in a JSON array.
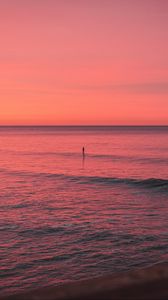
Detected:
[{"left": 82, "top": 146, "right": 85, "bottom": 158}]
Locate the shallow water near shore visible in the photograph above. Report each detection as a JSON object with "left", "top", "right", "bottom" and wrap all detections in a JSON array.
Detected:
[{"left": 0, "top": 126, "right": 168, "bottom": 296}]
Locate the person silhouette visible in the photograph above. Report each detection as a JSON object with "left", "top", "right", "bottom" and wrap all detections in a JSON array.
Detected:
[
  {"left": 82, "top": 147, "right": 85, "bottom": 168},
  {"left": 82, "top": 146, "right": 85, "bottom": 157}
]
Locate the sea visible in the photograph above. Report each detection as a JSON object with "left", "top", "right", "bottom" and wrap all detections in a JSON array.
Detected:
[{"left": 0, "top": 126, "right": 168, "bottom": 296}]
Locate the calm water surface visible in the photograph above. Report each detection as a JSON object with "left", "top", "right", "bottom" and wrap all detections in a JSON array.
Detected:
[{"left": 0, "top": 126, "right": 168, "bottom": 296}]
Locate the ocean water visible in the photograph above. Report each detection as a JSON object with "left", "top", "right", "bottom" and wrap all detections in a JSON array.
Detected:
[{"left": 0, "top": 126, "right": 168, "bottom": 296}]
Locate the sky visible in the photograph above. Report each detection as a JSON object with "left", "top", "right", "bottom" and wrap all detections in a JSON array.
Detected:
[{"left": 0, "top": 0, "right": 168, "bottom": 125}]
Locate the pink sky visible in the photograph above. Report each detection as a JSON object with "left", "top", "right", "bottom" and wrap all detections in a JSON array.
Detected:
[{"left": 0, "top": 0, "right": 168, "bottom": 125}]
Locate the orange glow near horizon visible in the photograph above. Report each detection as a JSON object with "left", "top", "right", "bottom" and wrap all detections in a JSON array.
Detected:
[{"left": 0, "top": 0, "right": 168, "bottom": 125}]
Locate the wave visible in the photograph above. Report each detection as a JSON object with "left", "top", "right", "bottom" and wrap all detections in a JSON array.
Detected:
[
  {"left": 1, "top": 167, "right": 168, "bottom": 192},
  {"left": 45, "top": 173, "right": 168, "bottom": 191},
  {"left": 134, "top": 178, "right": 168, "bottom": 188}
]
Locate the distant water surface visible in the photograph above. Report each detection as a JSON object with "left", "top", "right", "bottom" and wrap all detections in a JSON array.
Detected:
[{"left": 0, "top": 126, "right": 168, "bottom": 296}]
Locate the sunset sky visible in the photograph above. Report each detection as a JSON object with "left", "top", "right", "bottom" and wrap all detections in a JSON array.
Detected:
[{"left": 0, "top": 0, "right": 168, "bottom": 125}]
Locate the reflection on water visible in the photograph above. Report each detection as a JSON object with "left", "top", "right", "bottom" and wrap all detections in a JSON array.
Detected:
[{"left": 0, "top": 126, "right": 168, "bottom": 296}]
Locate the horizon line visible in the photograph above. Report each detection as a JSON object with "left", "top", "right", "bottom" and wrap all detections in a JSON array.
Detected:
[{"left": 0, "top": 125, "right": 168, "bottom": 127}]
